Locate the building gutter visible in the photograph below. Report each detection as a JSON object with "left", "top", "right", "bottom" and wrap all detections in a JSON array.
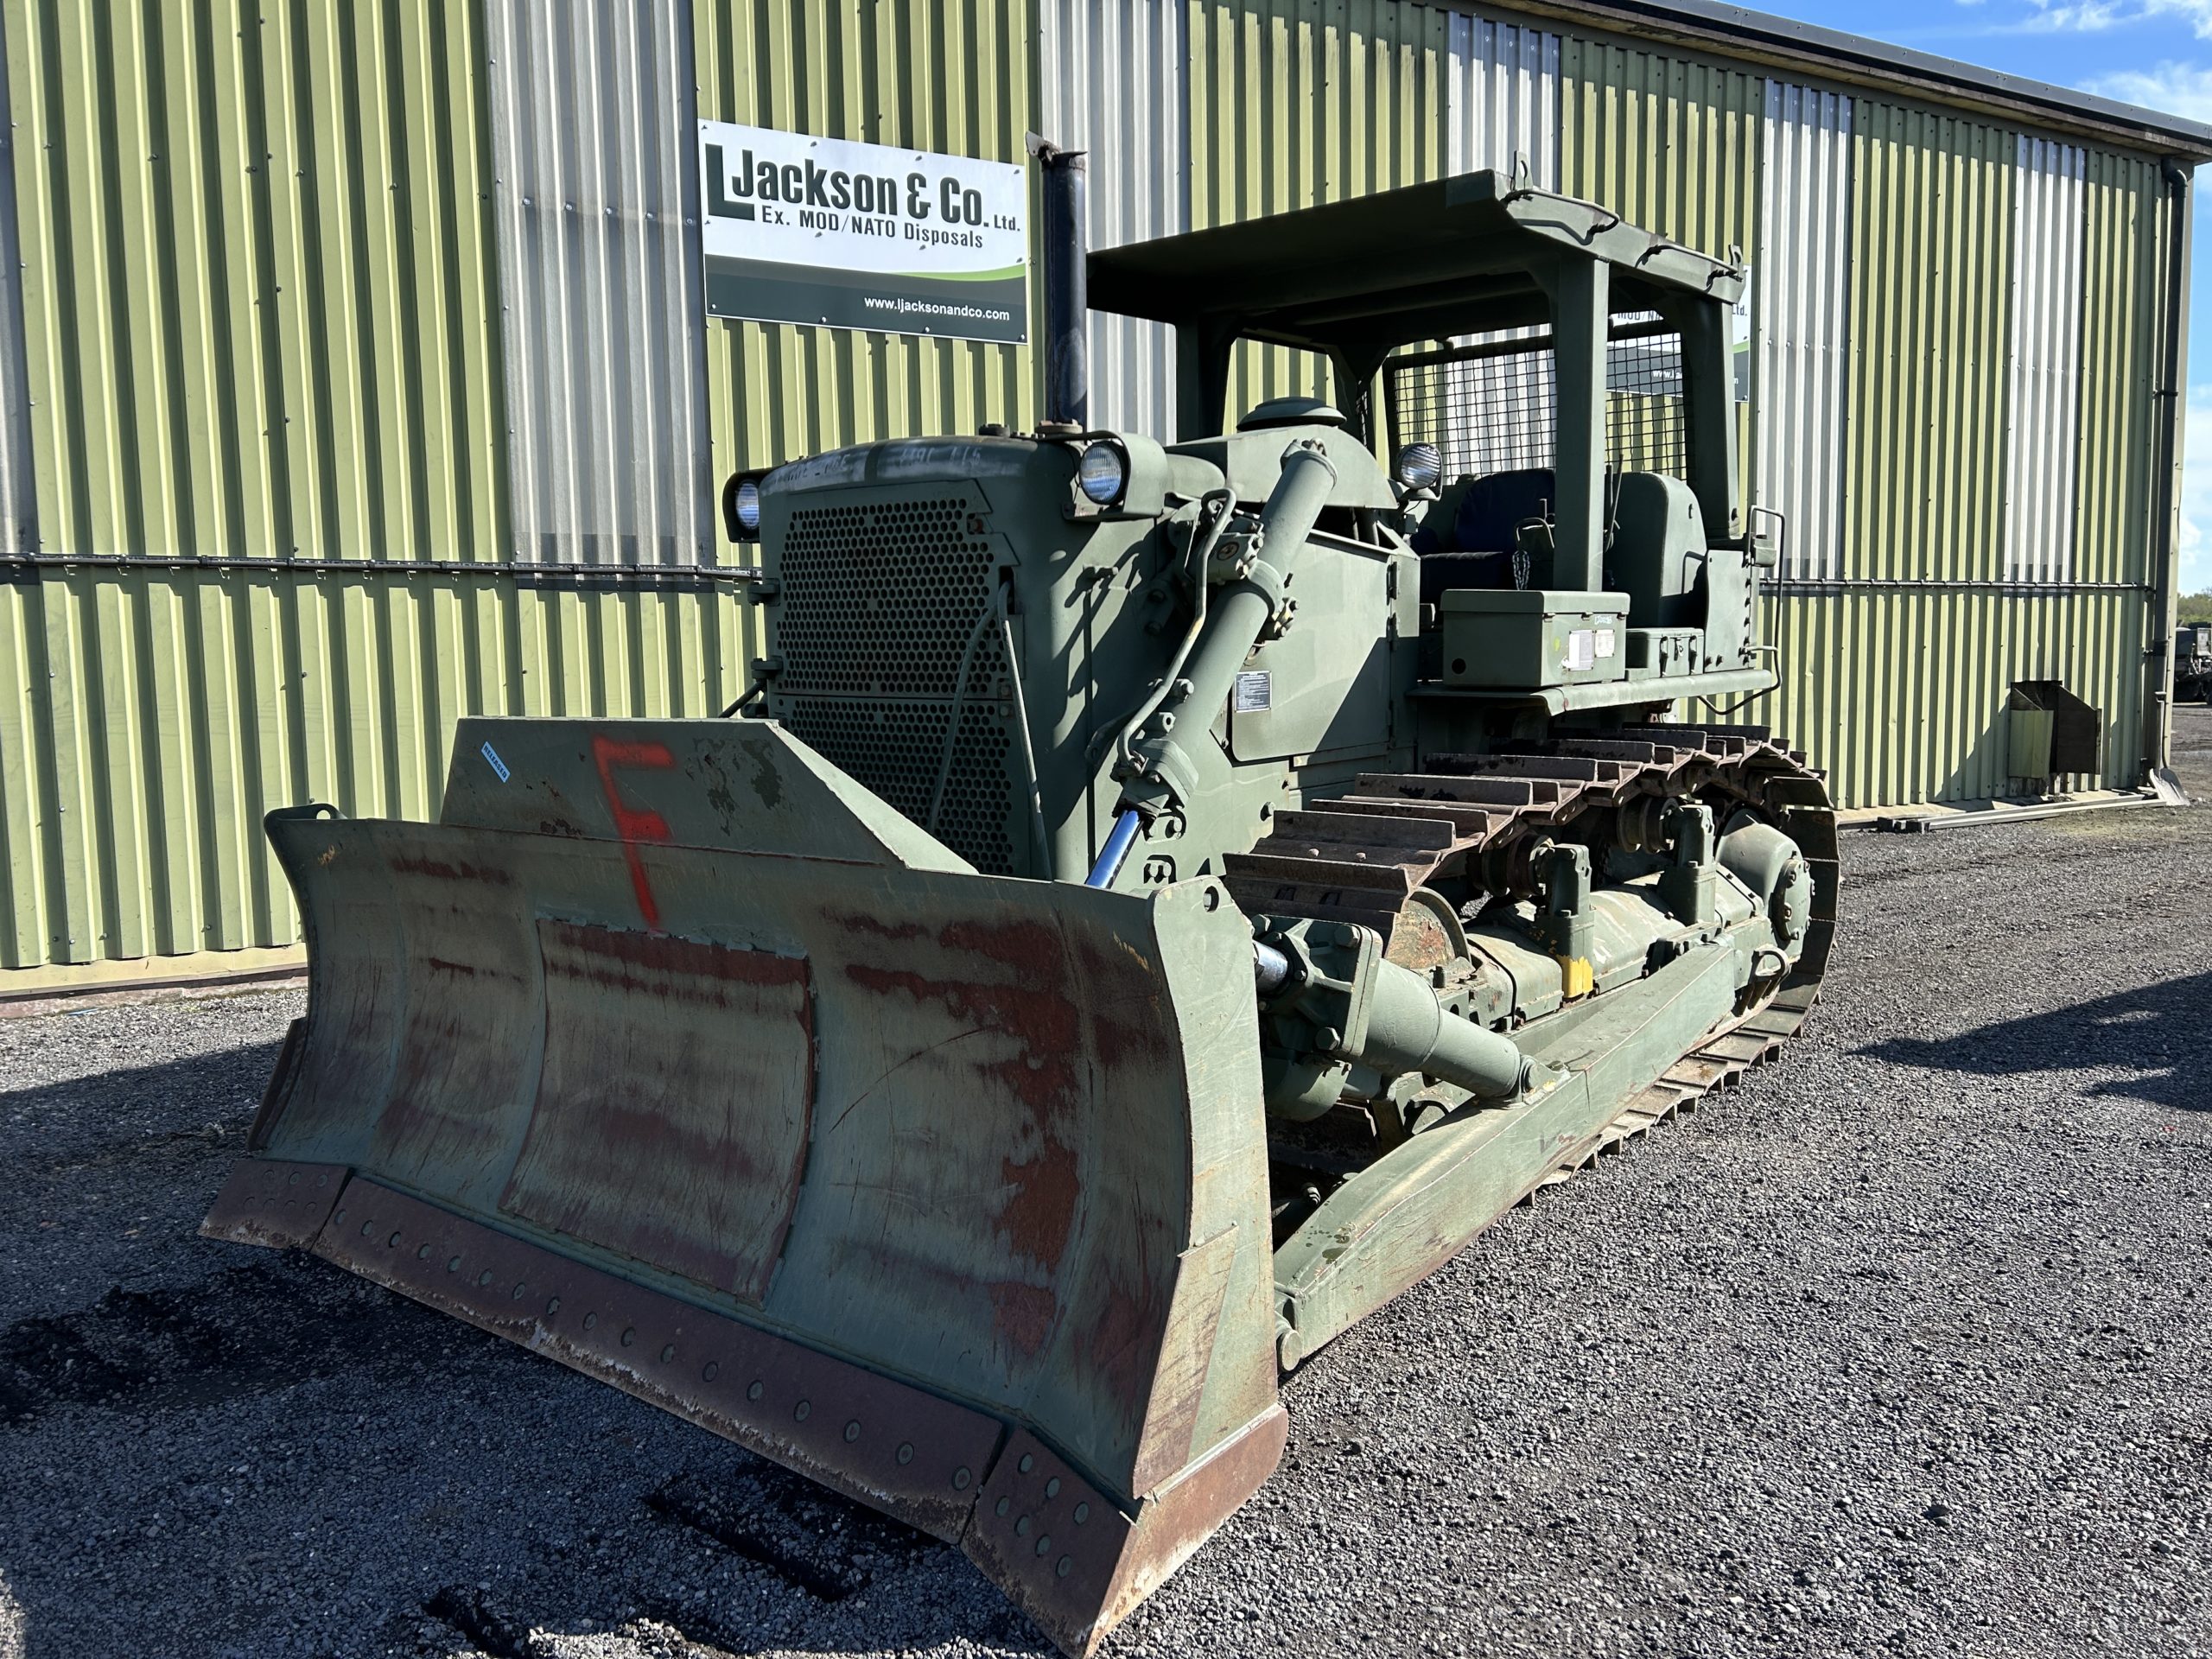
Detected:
[{"left": 2145, "top": 157, "right": 2195, "bottom": 785}]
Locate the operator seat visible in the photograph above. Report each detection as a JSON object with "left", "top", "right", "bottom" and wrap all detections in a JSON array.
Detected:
[{"left": 1414, "top": 467, "right": 1555, "bottom": 603}]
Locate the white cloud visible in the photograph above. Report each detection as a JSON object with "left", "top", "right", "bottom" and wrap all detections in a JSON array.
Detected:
[
  {"left": 2017, "top": 0, "right": 2212, "bottom": 36},
  {"left": 2018, "top": 0, "right": 2133, "bottom": 32},
  {"left": 2082, "top": 60, "right": 2212, "bottom": 117}
]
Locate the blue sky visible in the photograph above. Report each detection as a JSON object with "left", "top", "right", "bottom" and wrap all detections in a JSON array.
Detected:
[{"left": 1761, "top": 0, "right": 2212, "bottom": 588}]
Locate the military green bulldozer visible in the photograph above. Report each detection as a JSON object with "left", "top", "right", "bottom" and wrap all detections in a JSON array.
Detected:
[{"left": 204, "top": 171, "right": 1836, "bottom": 1655}]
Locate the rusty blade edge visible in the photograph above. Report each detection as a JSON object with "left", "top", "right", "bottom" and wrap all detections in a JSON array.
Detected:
[
  {"left": 963, "top": 1408, "right": 1289, "bottom": 1658},
  {"left": 219, "top": 1163, "right": 1008, "bottom": 1541},
  {"left": 200, "top": 1155, "right": 1277, "bottom": 1659}
]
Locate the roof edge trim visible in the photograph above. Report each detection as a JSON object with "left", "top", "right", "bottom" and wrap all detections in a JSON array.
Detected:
[{"left": 1498, "top": 0, "right": 2212, "bottom": 160}]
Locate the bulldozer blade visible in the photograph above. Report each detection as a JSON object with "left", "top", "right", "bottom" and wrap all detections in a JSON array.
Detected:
[{"left": 201, "top": 718, "right": 1284, "bottom": 1656}]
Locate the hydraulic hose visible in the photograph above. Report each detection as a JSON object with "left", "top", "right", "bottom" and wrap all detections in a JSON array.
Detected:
[
  {"left": 926, "top": 589, "right": 1005, "bottom": 836},
  {"left": 1116, "top": 444, "right": 1337, "bottom": 817},
  {"left": 1105, "top": 488, "right": 1234, "bottom": 776}
]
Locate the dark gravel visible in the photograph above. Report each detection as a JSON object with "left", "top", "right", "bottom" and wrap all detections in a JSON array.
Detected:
[{"left": 4, "top": 714, "right": 2211, "bottom": 1658}]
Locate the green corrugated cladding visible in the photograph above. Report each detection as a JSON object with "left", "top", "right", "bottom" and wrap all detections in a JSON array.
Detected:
[
  {"left": 0, "top": 568, "right": 747, "bottom": 968},
  {"left": 0, "top": 0, "right": 2188, "bottom": 983},
  {"left": 10, "top": 0, "right": 505, "bottom": 565},
  {"left": 1548, "top": 35, "right": 2166, "bottom": 808},
  {"left": 1759, "top": 105, "right": 2163, "bottom": 806},
  {"left": 692, "top": 0, "right": 1036, "bottom": 471},
  {"left": 0, "top": 1, "right": 748, "bottom": 975},
  {"left": 1186, "top": 0, "right": 1452, "bottom": 417},
  {"left": 1560, "top": 38, "right": 1760, "bottom": 262},
  {"left": 1556, "top": 39, "right": 1759, "bottom": 540},
  {"left": 2076, "top": 152, "right": 2162, "bottom": 589}
]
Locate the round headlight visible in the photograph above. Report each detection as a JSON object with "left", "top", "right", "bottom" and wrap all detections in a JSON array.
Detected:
[
  {"left": 1393, "top": 442, "right": 1444, "bottom": 493},
  {"left": 734, "top": 478, "right": 763, "bottom": 535},
  {"left": 1077, "top": 442, "right": 1127, "bottom": 506}
]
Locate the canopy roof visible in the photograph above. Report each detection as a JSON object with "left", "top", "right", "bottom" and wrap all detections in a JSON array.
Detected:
[{"left": 1087, "top": 171, "right": 1744, "bottom": 362}]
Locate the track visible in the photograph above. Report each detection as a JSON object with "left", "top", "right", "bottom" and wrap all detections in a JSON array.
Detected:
[{"left": 1226, "top": 724, "right": 1840, "bottom": 1195}]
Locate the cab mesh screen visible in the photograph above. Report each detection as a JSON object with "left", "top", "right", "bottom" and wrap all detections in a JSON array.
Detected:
[{"left": 1386, "top": 327, "right": 1690, "bottom": 480}]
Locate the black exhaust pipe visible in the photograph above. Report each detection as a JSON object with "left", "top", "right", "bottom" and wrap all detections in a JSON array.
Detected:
[{"left": 1028, "top": 133, "right": 1089, "bottom": 429}]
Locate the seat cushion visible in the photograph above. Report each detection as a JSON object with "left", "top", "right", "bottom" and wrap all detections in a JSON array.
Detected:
[{"left": 1450, "top": 467, "right": 1556, "bottom": 553}]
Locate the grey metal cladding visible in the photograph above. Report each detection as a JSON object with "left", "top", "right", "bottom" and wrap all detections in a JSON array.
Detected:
[{"left": 487, "top": 0, "right": 714, "bottom": 565}]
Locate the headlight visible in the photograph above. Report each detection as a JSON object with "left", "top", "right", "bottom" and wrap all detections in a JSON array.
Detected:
[
  {"left": 733, "top": 478, "right": 763, "bottom": 536},
  {"left": 1077, "top": 442, "right": 1127, "bottom": 506},
  {"left": 1393, "top": 442, "right": 1443, "bottom": 493}
]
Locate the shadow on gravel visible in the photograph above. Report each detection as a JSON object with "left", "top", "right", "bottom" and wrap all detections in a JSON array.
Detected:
[
  {"left": 1865, "top": 969, "right": 2212, "bottom": 1111},
  {"left": 0, "top": 1039, "right": 283, "bottom": 1172},
  {"left": 0, "top": 1254, "right": 458, "bottom": 1426}
]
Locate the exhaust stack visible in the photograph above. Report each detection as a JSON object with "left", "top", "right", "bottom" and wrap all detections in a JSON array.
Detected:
[{"left": 1030, "top": 133, "right": 1089, "bottom": 428}]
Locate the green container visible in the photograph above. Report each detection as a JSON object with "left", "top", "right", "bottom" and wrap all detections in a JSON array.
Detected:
[{"left": 1438, "top": 589, "right": 1630, "bottom": 689}]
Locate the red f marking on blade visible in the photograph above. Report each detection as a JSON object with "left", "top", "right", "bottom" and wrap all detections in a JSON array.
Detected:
[{"left": 591, "top": 734, "right": 677, "bottom": 929}]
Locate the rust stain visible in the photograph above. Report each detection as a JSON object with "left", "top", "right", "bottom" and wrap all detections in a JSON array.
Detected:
[
  {"left": 836, "top": 912, "right": 926, "bottom": 943},
  {"left": 505, "top": 920, "right": 817, "bottom": 1306},
  {"left": 842, "top": 915, "right": 1089, "bottom": 1274},
  {"left": 389, "top": 855, "right": 513, "bottom": 886},
  {"left": 550, "top": 922, "right": 808, "bottom": 988},
  {"left": 995, "top": 1135, "right": 1083, "bottom": 1274},
  {"left": 842, "top": 961, "right": 1079, "bottom": 1117},
  {"left": 423, "top": 957, "right": 479, "bottom": 978},
  {"left": 1075, "top": 1271, "right": 1171, "bottom": 1416},
  {"left": 988, "top": 1281, "right": 1060, "bottom": 1357}
]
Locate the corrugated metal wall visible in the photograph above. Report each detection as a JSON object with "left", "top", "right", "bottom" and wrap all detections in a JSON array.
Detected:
[
  {"left": 1816, "top": 105, "right": 2031, "bottom": 804},
  {"left": 1752, "top": 81, "right": 1852, "bottom": 582},
  {"left": 0, "top": 0, "right": 2189, "bottom": 984},
  {"left": 8, "top": 0, "right": 507, "bottom": 566},
  {"left": 2075, "top": 150, "right": 2161, "bottom": 590},
  {"left": 1039, "top": 0, "right": 1187, "bottom": 436},
  {"left": 0, "top": 4, "right": 31, "bottom": 557},
  {"left": 1187, "top": 0, "right": 1455, "bottom": 418},
  {"left": 690, "top": 0, "right": 1035, "bottom": 472},
  {"left": 0, "top": 569, "right": 746, "bottom": 969},
  {"left": 0, "top": 0, "right": 746, "bottom": 979},
  {"left": 2005, "top": 136, "right": 2087, "bottom": 583},
  {"left": 1841, "top": 105, "right": 2014, "bottom": 587},
  {"left": 1445, "top": 13, "right": 1560, "bottom": 183},
  {"left": 486, "top": 0, "right": 716, "bottom": 565},
  {"left": 1560, "top": 38, "right": 1760, "bottom": 264}
]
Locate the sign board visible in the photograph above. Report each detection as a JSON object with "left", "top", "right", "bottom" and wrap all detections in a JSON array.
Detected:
[{"left": 698, "top": 121, "right": 1028, "bottom": 344}]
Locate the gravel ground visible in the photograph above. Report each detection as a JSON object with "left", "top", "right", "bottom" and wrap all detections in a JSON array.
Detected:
[{"left": 5, "top": 715, "right": 2212, "bottom": 1659}]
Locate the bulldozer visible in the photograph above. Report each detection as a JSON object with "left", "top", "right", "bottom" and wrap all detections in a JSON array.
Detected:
[{"left": 204, "top": 170, "right": 1836, "bottom": 1655}]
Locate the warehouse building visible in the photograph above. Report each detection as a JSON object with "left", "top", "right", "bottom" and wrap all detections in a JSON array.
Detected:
[{"left": 0, "top": 0, "right": 2206, "bottom": 996}]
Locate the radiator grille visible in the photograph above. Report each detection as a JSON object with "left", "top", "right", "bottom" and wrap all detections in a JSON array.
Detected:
[
  {"left": 779, "top": 696, "right": 1015, "bottom": 875},
  {"left": 778, "top": 497, "right": 1005, "bottom": 696},
  {"left": 771, "top": 493, "right": 1019, "bottom": 874}
]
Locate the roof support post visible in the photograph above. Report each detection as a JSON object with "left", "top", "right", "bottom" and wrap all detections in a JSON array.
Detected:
[
  {"left": 1666, "top": 295, "right": 1741, "bottom": 544},
  {"left": 1331, "top": 346, "right": 1392, "bottom": 453},
  {"left": 1539, "top": 256, "right": 1609, "bottom": 594},
  {"left": 1175, "top": 319, "right": 1236, "bottom": 441}
]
